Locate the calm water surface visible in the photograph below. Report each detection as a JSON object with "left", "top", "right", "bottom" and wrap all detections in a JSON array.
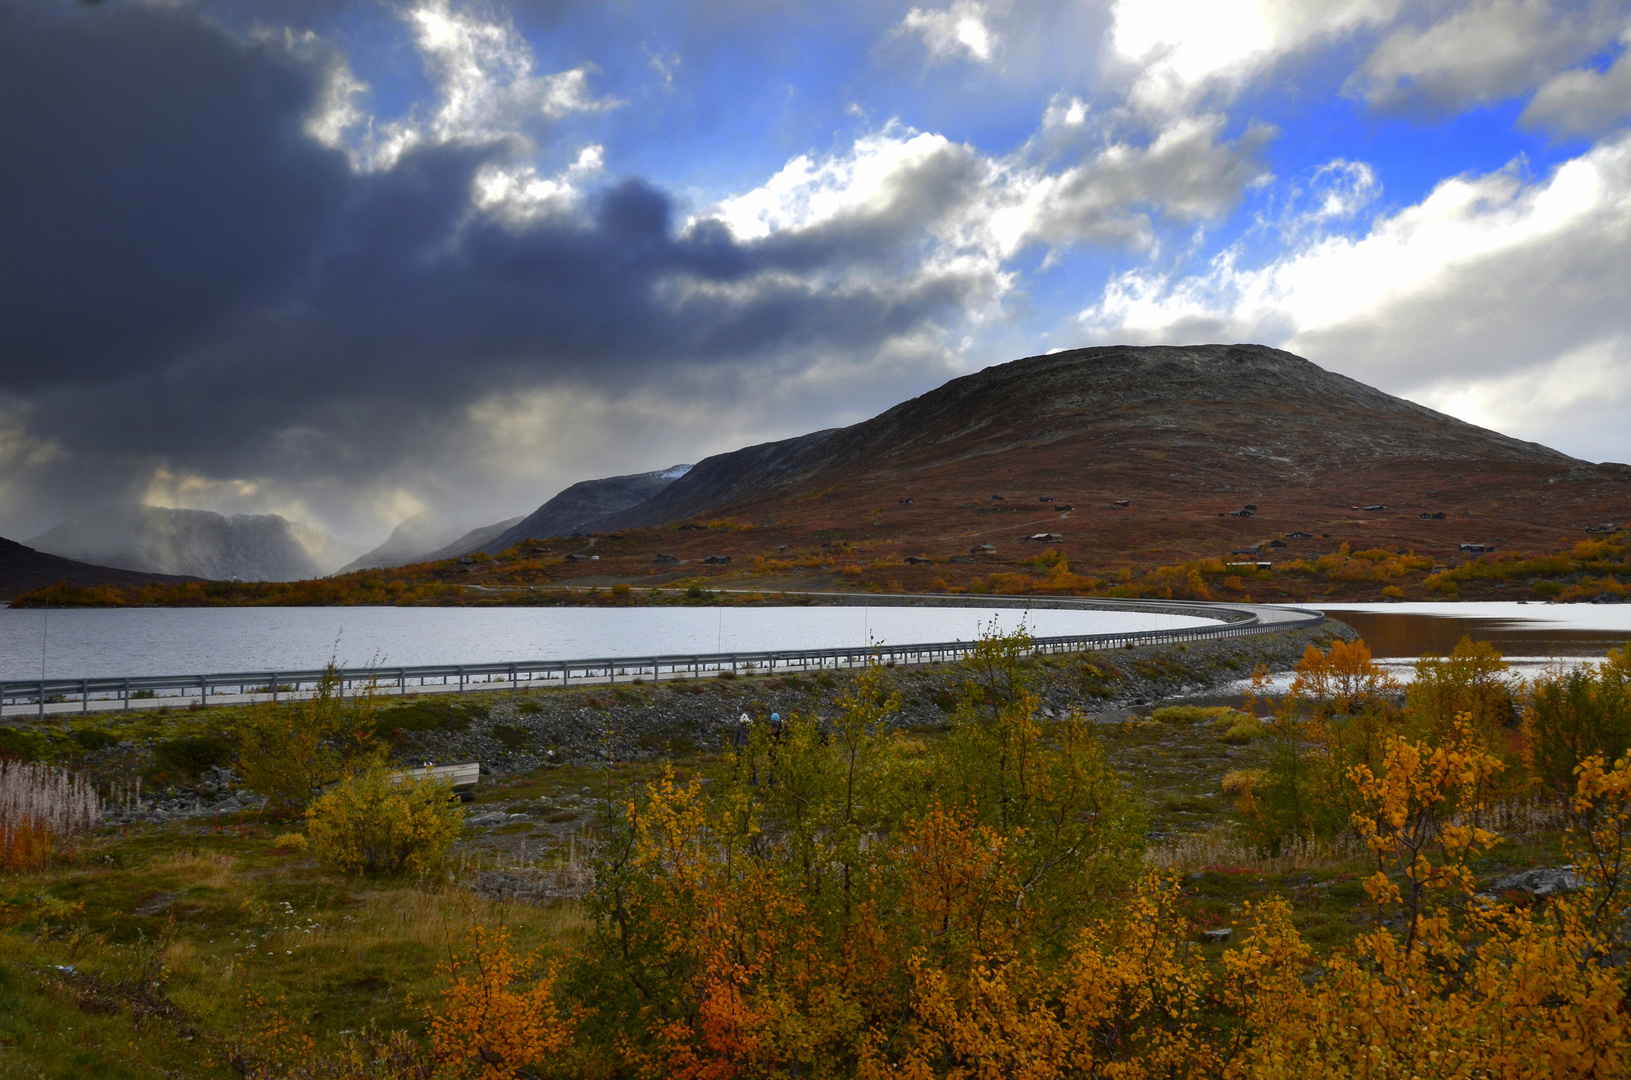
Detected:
[
  {"left": 0, "top": 605, "right": 1216, "bottom": 681},
  {"left": 1241, "top": 602, "right": 1631, "bottom": 690}
]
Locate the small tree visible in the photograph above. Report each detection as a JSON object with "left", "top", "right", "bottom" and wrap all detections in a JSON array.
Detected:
[
  {"left": 306, "top": 765, "right": 463, "bottom": 876},
  {"left": 1523, "top": 645, "right": 1631, "bottom": 798},
  {"left": 237, "top": 666, "right": 383, "bottom": 814}
]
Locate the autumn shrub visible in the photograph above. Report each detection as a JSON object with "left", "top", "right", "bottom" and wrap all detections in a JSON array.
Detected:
[
  {"left": 1523, "top": 645, "right": 1631, "bottom": 798},
  {"left": 1219, "top": 716, "right": 1265, "bottom": 744},
  {"left": 220, "top": 631, "right": 1631, "bottom": 1078},
  {"left": 236, "top": 666, "right": 384, "bottom": 814},
  {"left": 567, "top": 635, "right": 1143, "bottom": 1075},
  {"left": 0, "top": 762, "right": 102, "bottom": 871},
  {"left": 305, "top": 765, "right": 463, "bottom": 876}
]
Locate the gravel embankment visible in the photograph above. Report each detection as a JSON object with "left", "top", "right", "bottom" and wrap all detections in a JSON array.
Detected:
[{"left": 398, "top": 620, "right": 1355, "bottom": 774}]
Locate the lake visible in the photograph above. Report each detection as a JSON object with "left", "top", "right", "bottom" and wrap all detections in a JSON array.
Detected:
[
  {"left": 0, "top": 603, "right": 1218, "bottom": 681},
  {"left": 1240, "top": 601, "right": 1631, "bottom": 691}
]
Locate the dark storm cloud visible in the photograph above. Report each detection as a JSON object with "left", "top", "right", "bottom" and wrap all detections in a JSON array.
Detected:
[
  {"left": 0, "top": 2, "right": 349, "bottom": 390},
  {"left": 0, "top": 0, "right": 982, "bottom": 511}
]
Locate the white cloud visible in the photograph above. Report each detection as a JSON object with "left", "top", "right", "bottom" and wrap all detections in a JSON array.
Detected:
[
  {"left": 298, "top": 0, "right": 618, "bottom": 173},
  {"left": 1353, "top": 0, "right": 1630, "bottom": 112},
  {"left": 705, "top": 112, "right": 1268, "bottom": 266},
  {"left": 1521, "top": 27, "right": 1631, "bottom": 136},
  {"left": 1272, "top": 158, "right": 1381, "bottom": 237},
  {"left": 1078, "top": 133, "right": 1631, "bottom": 457},
  {"left": 1412, "top": 335, "right": 1631, "bottom": 459},
  {"left": 644, "top": 44, "right": 682, "bottom": 91},
  {"left": 472, "top": 145, "right": 606, "bottom": 224},
  {"left": 899, "top": 1, "right": 1000, "bottom": 64},
  {"left": 1110, "top": 0, "right": 1402, "bottom": 112}
]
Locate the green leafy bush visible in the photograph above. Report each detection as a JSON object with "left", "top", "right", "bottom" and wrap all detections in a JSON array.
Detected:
[
  {"left": 152, "top": 734, "right": 234, "bottom": 780},
  {"left": 490, "top": 725, "right": 531, "bottom": 750},
  {"left": 1149, "top": 704, "right": 1238, "bottom": 725},
  {"left": 236, "top": 667, "right": 382, "bottom": 814},
  {"left": 305, "top": 766, "right": 463, "bottom": 876},
  {"left": 373, "top": 700, "right": 482, "bottom": 741},
  {"left": 71, "top": 729, "right": 119, "bottom": 753},
  {"left": 0, "top": 729, "right": 40, "bottom": 762}
]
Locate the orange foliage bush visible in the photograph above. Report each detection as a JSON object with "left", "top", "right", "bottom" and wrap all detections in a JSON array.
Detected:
[{"left": 430, "top": 927, "right": 575, "bottom": 1079}]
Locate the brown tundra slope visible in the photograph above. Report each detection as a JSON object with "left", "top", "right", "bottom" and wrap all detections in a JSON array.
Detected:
[
  {"left": 0, "top": 536, "right": 197, "bottom": 603},
  {"left": 579, "top": 344, "right": 1627, "bottom": 573}
]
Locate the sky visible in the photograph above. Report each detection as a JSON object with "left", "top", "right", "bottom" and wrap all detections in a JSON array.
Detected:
[{"left": 2, "top": 0, "right": 1630, "bottom": 546}]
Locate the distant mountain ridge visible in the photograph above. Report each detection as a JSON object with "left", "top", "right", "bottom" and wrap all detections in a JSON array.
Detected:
[
  {"left": 0, "top": 535, "right": 197, "bottom": 603},
  {"left": 595, "top": 343, "right": 1578, "bottom": 530},
  {"left": 336, "top": 512, "right": 521, "bottom": 574},
  {"left": 27, "top": 505, "right": 362, "bottom": 581},
  {"left": 472, "top": 465, "right": 692, "bottom": 553}
]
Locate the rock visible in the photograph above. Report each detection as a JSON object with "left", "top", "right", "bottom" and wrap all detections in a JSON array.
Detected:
[
  {"left": 1203, "top": 928, "right": 1232, "bottom": 942},
  {"left": 466, "top": 811, "right": 510, "bottom": 827},
  {"left": 1485, "top": 866, "right": 1579, "bottom": 898}
]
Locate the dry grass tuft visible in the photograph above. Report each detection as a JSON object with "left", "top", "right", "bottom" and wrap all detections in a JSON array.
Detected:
[{"left": 1, "top": 761, "right": 102, "bottom": 870}]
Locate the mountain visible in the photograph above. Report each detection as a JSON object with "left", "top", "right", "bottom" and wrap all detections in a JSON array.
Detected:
[
  {"left": 415, "top": 517, "right": 526, "bottom": 563},
  {"left": 26, "top": 505, "right": 361, "bottom": 581},
  {"left": 0, "top": 535, "right": 198, "bottom": 603},
  {"left": 473, "top": 465, "right": 692, "bottom": 553},
  {"left": 336, "top": 512, "right": 490, "bottom": 574},
  {"left": 557, "top": 343, "right": 1628, "bottom": 571},
  {"left": 599, "top": 344, "right": 1577, "bottom": 531}
]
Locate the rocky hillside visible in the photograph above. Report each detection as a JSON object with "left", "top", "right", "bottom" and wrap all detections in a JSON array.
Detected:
[
  {"left": 476, "top": 465, "right": 692, "bottom": 552},
  {"left": 0, "top": 535, "right": 196, "bottom": 602},
  {"left": 568, "top": 344, "right": 1626, "bottom": 571},
  {"left": 27, "top": 505, "right": 360, "bottom": 581},
  {"left": 604, "top": 344, "right": 1575, "bottom": 529}
]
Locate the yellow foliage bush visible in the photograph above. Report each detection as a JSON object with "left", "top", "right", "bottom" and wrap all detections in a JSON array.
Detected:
[{"left": 305, "top": 766, "right": 463, "bottom": 876}]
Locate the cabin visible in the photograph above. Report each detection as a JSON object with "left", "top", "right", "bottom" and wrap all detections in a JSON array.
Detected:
[
  {"left": 990, "top": 494, "right": 1006, "bottom": 502},
  {"left": 1114, "top": 499, "right": 1130, "bottom": 507},
  {"left": 1056, "top": 504, "right": 1074, "bottom": 512},
  {"left": 456, "top": 556, "right": 477, "bottom": 565},
  {"left": 898, "top": 498, "right": 914, "bottom": 506},
  {"left": 1038, "top": 496, "right": 1053, "bottom": 503},
  {"left": 653, "top": 553, "right": 681, "bottom": 564},
  {"left": 565, "top": 552, "right": 591, "bottom": 562},
  {"left": 704, "top": 554, "right": 732, "bottom": 565},
  {"left": 1284, "top": 531, "right": 1312, "bottom": 539},
  {"left": 1268, "top": 539, "right": 1286, "bottom": 548},
  {"left": 1229, "top": 510, "right": 1254, "bottom": 518},
  {"left": 1027, "top": 532, "right": 1064, "bottom": 543},
  {"left": 1587, "top": 522, "right": 1622, "bottom": 534},
  {"left": 1226, "top": 561, "right": 1274, "bottom": 571},
  {"left": 971, "top": 543, "right": 997, "bottom": 554},
  {"left": 1231, "top": 545, "right": 1262, "bottom": 555},
  {"left": 1458, "top": 543, "right": 1494, "bottom": 554},
  {"left": 1421, "top": 512, "right": 1446, "bottom": 519},
  {"left": 905, "top": 555, "right": 932, "bottom": 565},
  {"left": 1355, "top": 505, "right": 1387, "bottom": 512},
  {"left": 1244, "top": 504, "right": 1258, "bottom": 511},
  {"left": 678, "top": 523, "right": 706, "bottom": 531}
]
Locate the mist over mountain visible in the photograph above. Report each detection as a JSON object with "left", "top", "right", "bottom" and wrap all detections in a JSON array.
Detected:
[
  {"left": 472, "top": 466, "right": 692, "bottom": 554},
  {"left": 337, "top": 512, "right": 497, "bottom": 574},
  {"left": 27, "top": 505, "right": 362, "bottom": 581}
]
